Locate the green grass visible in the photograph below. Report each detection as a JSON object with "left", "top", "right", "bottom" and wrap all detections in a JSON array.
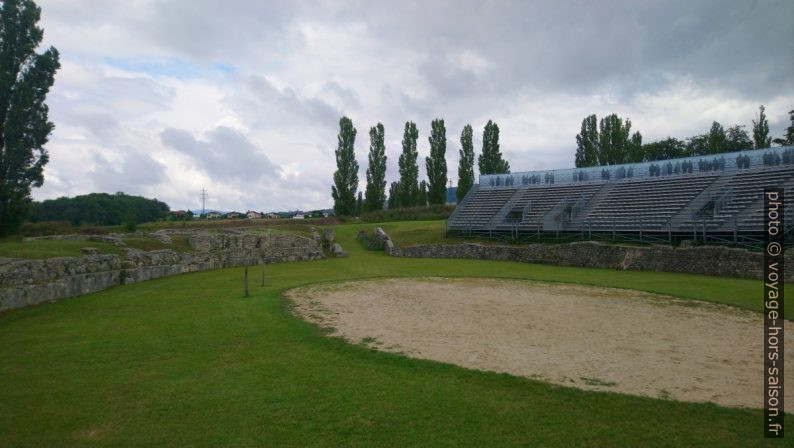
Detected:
[
  {"left": 356, "top": 220, "right": 504, "bottom": 247},
  {"left": 0, "top": 235, "right": 194, "bottom": 259},
  {"left": 0, "top": 222, "right": 791, "bottom": 446},
  {"left": 0, "top": 238, "right": 125, "bottom": 259}
]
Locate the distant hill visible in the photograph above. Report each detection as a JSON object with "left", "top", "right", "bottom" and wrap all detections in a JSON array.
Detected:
[{"left": 31, "top": 193, "right": 169, "bottom": 226}]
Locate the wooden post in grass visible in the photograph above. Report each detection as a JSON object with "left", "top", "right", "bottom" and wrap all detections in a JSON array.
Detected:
[
  {"left": 261, "top": 266, "right": 266, "bottom": 287},
  {"left": 244, "top": 264, "right": 249, "bottom": 297}
]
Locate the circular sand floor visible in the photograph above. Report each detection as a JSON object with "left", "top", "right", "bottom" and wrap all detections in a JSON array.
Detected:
[{"left": 287, "top": 277, "right": 794, "bottom": 411}]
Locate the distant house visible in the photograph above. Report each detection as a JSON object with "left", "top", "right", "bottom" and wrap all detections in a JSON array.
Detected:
[
  {"left": 225, "top": 211, "right": 242, "bottom": 219},
  {"left": 170, "top": 210, "right": 187, "bottom": 218},
  {"left": 246, "top": 210, "right": 263, "bottom": 219},
  {"left": 265, "top": 213, "right": 279, "bottom": 219},
  {"left": 205, "top": 211, "right": 222, "bottom": 219},
  {"left": 292, "top": 213, "right": 305, "bottom": 220}
]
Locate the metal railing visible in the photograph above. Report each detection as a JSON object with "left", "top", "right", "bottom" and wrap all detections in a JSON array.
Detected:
[{"left": 479, "top": 145, "right": 794, "bottom": 190}]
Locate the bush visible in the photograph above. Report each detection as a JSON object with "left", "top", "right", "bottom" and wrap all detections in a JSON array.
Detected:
[
  {"left": 17, "top": 221, "right": 109, "bottom": 237},
  {"left": 121, "top": 214, "right": 137, "bottom": 233}
]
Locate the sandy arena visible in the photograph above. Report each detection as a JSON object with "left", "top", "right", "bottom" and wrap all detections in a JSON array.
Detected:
[{"left": 287, "top": 277, "right": 793, "bottom": 411}]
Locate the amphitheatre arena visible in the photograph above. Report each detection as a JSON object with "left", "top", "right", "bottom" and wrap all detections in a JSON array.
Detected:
[{"left": 289, "top": 277, "right": 793, "bottom": 411}]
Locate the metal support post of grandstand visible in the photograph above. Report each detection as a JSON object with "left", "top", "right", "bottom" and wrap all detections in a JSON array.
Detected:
[
  {"left": 692, "top": 219, "right": 696, "bottom": 243},
  {"left": 668, "top": 219, "right": 672, "bottom": 244},
  {"left": 613, "top": 219, "right": 616, "bottom": 242},
  {"left": 733, "top": 217, "right": 738, "bottom": 244},
  {"left": 702, "top": 217, "right": 707, "bottom": 243},
  {"left": 639, "top": 219, "right": 643, "bottom": 243}
]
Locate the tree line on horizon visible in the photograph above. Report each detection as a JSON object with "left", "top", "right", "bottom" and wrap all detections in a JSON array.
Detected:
[
  {"left": 331, "top": 118, "right": 511, "bottom": 216},
  {"left": 29, "top": 192, "right": 170, "bottom": 226},
  {"left": 574, "top": 106, "right": 794, "bottom": 168}
]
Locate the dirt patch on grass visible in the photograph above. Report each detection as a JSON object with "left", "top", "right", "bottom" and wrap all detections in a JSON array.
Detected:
[{"left": 287, "top": 277, "right": 794, "bottom": 411}]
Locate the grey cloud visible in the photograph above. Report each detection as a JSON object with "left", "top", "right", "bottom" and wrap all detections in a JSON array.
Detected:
[
  {"left": 90, "top": 149, "right": 166, "bottom": 193},
  {"left": 160, "top": 126, "right": 281, "bottom": 181},
  {"left": 227, "top": 75, "right": 341, "bottom": 130}
]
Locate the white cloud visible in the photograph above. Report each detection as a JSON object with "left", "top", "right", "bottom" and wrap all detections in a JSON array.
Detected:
[{"left": 30, "top": 0, "right": 794, "bottom": 212}]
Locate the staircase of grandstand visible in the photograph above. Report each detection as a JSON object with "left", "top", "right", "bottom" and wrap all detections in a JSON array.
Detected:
[{"left": 446, "top": 146, "right": 794, "bottom": 245}]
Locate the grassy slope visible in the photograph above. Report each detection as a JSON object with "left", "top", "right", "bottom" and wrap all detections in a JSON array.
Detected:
[
  {"left": 0, "top": 222, "right": 790, "bottom": 447},
  {"left": 0, "top": 236, "right": 193, "bottom": 259},
  {"left": 0, "top": 238, "right": 126, "bottom": 258}
]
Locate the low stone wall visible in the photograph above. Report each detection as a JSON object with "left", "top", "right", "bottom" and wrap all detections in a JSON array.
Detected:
[
  {"left": 0, "top": 232, "right": 323, "bottom": 312},
  {"left": 388, "top": 240, "right": 792, "bottom": 281}
]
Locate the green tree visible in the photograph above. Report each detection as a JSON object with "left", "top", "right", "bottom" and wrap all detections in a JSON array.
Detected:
[
  {"left": 642, "top": 137, "right": 686, "bottom": 161},
  {"left": 331, "top": 116, "right": 358, "bottom": 216},
  {"left": 478, "top": 120, "right": 509, "bottom": 174},
  {"left": 398, "top": 121, "right": 420, "bottom": 207},
  {"left": 627, "top": 131, "right": 643, "bottom": 163},
  {"left": 725, "top": 124, "right": 751, "bottom": 152},
  {"left": 417, "top": 180, "right": 428, "bottom": 207},
  {"left": 387, "top": 181, "right": 400, "bottom": 209},
  {"left": 574, "top": 114, "right": 599, "bottom": 167},
  {"left": 598, "top": 114, "right": 633, "bottom": 165},
  {"left": 0, "top": 0, "right": 60, "bottom": 236},
  {"left": 425, "top": 118, "right": 447, "bottom": 205},
  {"left": 686, "top": 134, "right": 709, "bottom": 156},
  {"left": 121, "top": 212, "right": 137, "bottom": 232},
  {"left": 354, "top": 192, "right": 363, "bottom": 217},
  {"left": 364, "top": 123, "right": 387, "bottom": 212},
  {"left": 705, "top": 121, "right": 726, "bottom": 154},
  {"left": 772, "top": 110, "right": 794, "bottom": 146},
  {"left": 31, "top": 192, "right": 169, "bottom": 225},
  {"left": 456, "top": 124, "right": 475, "bottom": 202},
  {"left": 752, "top": 105, "right": 771, "bottom": 149}
]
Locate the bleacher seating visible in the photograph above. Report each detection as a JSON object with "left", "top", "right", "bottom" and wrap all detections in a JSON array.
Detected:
[
  {"left": 447, "top": 188, "right": 517, "bottom": 229},
  {"left": 582, "top": 175, "right": 718, "bottom": 230},
  {"left": 447, "top": 147, "right": 794, "bottom": 243}
]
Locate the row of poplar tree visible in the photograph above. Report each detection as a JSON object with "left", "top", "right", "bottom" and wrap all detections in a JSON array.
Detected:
[
  {"left": 574, "top": 105, "right": 794, "bottom": 167},
  {"left": 331, "top": 118, "right": 511, "bottom": 216}
]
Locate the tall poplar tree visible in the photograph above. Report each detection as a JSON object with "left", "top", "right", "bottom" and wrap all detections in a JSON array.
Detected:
[
  {"left": 354, "top": 192, "right": 363, "bottom": 217},
  {"left": 364, "top": 123, "right": 387, "bottom": 212},
  {"left": 425, "top": 118, "right": 447, "bottom": 205},
  {"left": 398, "top": 121, "right": 419, "bottom": 207},
  {"left": 331, "top": 116, "right": 358, "bottom": 216},
  {"left": 598, "top": 114, "right": 632, "bottom": 165},
  {"left": 0, "top": 0, "right": 60, "bottom": 236},
  {"left": 574, "top": 114, "right": 599, "bottom": 167},
  {"left": 478, "top": 120, "right": 509, "bottom": 174},
  {"left": 752, "top": 105, "right": 771, "bottom": 149},
  {"left": 387, "top": 181, "right": 400, "bottom": 209},
  {"left": 457, "top": 124, "right": 475, "bottom": 202},
  {"left": 417, "top": 180, "right": 428, "bottom": 207}
]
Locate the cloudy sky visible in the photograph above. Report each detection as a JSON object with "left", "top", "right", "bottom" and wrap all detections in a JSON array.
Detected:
[{"left": 34, "top": 0, "right": 794, "bottom": 212}]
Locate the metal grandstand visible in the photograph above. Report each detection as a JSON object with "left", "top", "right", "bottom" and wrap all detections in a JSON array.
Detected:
[{"left": 446, "top": 145, "right": 794, "bottom": 248}]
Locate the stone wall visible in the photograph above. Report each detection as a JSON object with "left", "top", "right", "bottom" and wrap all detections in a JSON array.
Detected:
[
  {"left": 388, "top": 240, "right": 792, "bottom": 281},
  {"left": 0, "top": 232, "right": 323, "bottom": 312}
]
